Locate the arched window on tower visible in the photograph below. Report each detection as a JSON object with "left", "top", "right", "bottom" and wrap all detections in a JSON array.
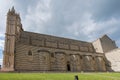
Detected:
[
  {"left": 51, "top": 53, "right": 54, "bottom": 57},
  {"left": 27, "top": 50, "right": 33, "bottom": 61},
  {"left": 28, "top": 50, "right": 32, "bottom": 56}
]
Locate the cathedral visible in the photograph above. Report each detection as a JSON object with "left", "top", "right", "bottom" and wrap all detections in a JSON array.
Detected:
[{"left": 2, "top": 7, "right": 120, "bottom": 72}]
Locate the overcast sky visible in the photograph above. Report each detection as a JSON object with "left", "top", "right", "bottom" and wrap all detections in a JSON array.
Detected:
[{"left": 0, "top": 0, "right": 120, "bottom": 65}]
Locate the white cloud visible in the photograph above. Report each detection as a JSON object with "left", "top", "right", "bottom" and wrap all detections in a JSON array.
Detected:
[
  {"left": 0, "top": 39, "right": 4, "bottom": 50},
  {"left": 0, "top": 0, "right": 120, "bottom": 47},
  {"left": 66, "top": 13, "right": 120, "bottom": 41},
  {"left": 0, "top": 32, "right": 5, "bottom": 50},
  {"left": 0, "top": 33, "right": 5, "bottom": 38},
  {"left": 0, "top": 0, "right": 15, "bottom": 33},
  {"left": 22, "top": 0, "right": 52, "bottom": 33},
  {"left": 0, "top": 59, "right": 3, "bottom": 66}
]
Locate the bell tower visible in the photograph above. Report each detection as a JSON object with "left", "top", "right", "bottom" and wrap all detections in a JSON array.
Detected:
[{"left": 2, "top": 7, "right": 23, "bottom": 71}]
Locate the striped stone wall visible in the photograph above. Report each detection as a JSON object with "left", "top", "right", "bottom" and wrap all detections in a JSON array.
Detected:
[{"left": 15, "top": 43, "right": 106, "bottom": 72}]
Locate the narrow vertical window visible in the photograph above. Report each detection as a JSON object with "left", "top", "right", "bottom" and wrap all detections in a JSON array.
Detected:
[
  {"left": 28, "top": 50, "right": 32, "bottom": 56},
  {"left": 51, "top": 53, "right": 54, "bottom": 57}
]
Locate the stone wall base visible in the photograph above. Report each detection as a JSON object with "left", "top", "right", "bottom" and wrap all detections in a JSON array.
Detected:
[{"left": 1, "top": 68, "right": 15, "bottom": 72}]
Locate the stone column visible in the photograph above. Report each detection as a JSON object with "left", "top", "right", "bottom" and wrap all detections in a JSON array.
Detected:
[
  {"left": 82, "top": 55, "right": 94, "bottom": 71},
  {"left": 95, "top": 56, "right": 106, "bottom": 71},
  {"left": 53, "top": 52, "right": 66, "bottom": 71},
  {"left": 70, "top": 54, "right": 81, "bottom": 72}
]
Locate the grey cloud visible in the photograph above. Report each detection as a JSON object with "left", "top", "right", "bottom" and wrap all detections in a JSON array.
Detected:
[
  {"left": 1, "top": 0, "right": 120, "bottom": 65},
  {"left": 23, "top": 0, "right": 119, "bottom": 42},
  {"left": 1, "top": 0, "right": 120, "bottom": 46},
  {"left": 42, "top": 0, "right": 91, "bottom": 36},
  {"left": 91, "top": 0, "right": 120, "bottom": 22}
]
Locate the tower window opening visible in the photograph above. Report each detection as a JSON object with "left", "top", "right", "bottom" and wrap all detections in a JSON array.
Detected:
[
  {"left": 28, "top": 50, "right": 32, "bottom": 56},
  {"left": 51, "top": 53, "right": 54, "bottom": 57}
]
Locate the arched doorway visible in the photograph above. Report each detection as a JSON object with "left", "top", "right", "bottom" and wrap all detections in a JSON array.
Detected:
[{"left": 67, "top": 62, "right": 71, "bottom": 71}]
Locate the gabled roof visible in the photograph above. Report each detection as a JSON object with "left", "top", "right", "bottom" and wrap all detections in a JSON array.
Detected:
[{"left": 100, "top": 34, "right": 113, "bottom": 41}]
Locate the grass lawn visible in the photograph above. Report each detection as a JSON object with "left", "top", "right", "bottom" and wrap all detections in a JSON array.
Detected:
[{"left": 0, "top": 72, "right": 120, "bottom": 80}]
